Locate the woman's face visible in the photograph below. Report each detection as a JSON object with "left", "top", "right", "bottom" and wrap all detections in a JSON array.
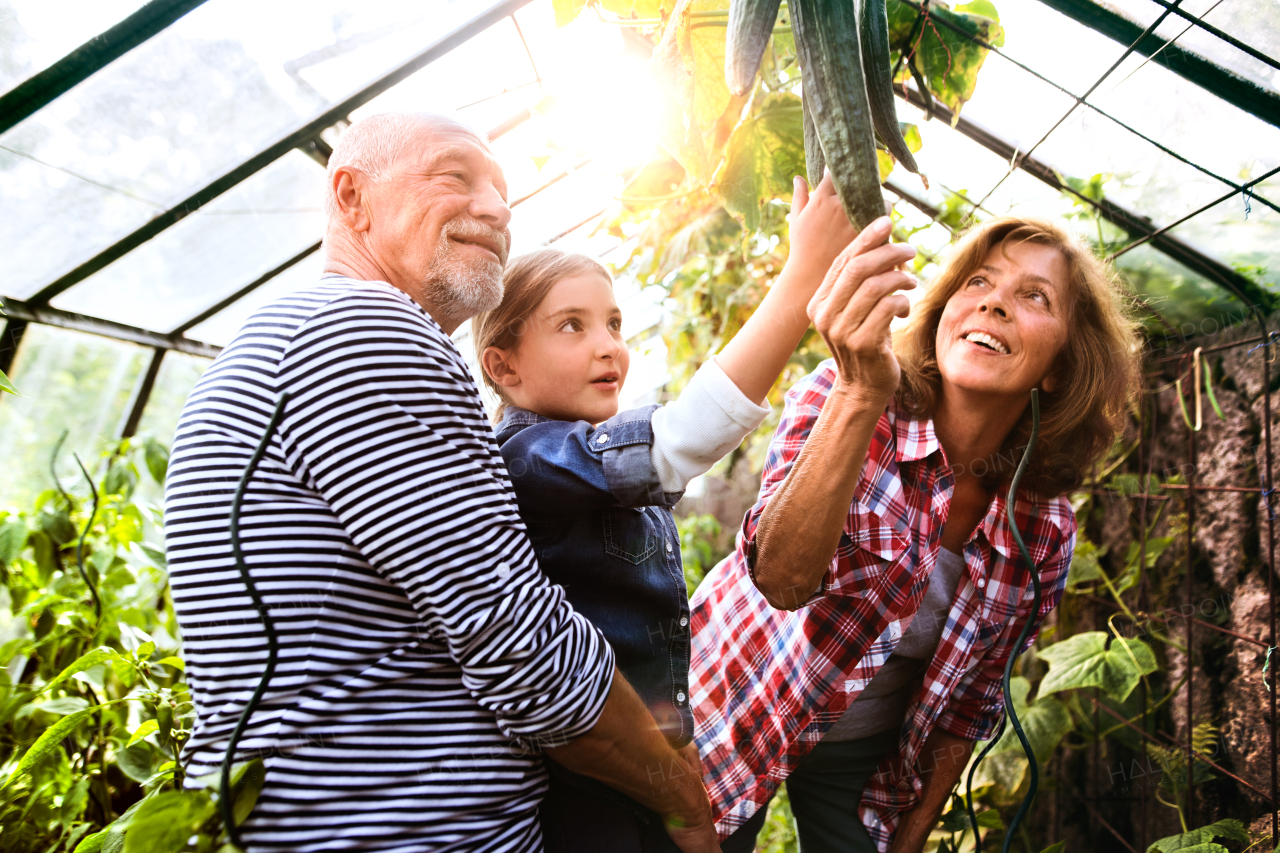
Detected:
[
  {"left": 495, "top": 273, "right": 630, "bottom": 424},
  {"left": 935, "top": 240, "right": 1070, "bottom": 400}
]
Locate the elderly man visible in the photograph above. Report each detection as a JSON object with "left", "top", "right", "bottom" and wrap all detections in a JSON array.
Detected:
[{"left": 165, "top": 113, "right": 718, "bottom": 853}]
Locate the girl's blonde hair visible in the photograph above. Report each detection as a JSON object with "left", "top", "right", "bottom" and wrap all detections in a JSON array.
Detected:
[
  {"left": 894, "top": 217, "right": 1143, "bottom": 498},
  {"left": 473, "top": 248, "right": 613, "bottom": 423}
]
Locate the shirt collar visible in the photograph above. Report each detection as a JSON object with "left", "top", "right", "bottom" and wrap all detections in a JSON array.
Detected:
[
  {"left": 494, "top": 404, "right": 554, "bottom": 444},
  {"left": 887, "top": 400, "right": 1071, "bottom": 561},
  {"left": 888, "top": 400, "right": 943, "bottom": 464}
]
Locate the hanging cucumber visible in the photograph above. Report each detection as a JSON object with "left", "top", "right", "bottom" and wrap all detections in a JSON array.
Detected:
[
  {"left": 802, "top": 94, "right": 825, "bottom": 188},
  {"left": 725, "top": 0, "right": 784, "bottom": 96},
  {"left": 790, "top": 0, "right": 885, "bottom": 231},
  {"left": 857, "top": 0, "right": 921, "bottom": 176}
]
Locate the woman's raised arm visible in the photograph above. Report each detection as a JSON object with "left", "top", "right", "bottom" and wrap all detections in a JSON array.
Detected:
[{"left": 751, "top": 221, "right": 915, "bottom": 609}]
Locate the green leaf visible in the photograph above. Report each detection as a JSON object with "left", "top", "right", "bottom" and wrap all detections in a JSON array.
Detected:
[
  {"left": 715, "top": 92, "right": 805, "bottom": 231},
  {"left": 652, "top": 0, "right": 739, "bottom": 184},
  {"left": 128, "top": 719, "right": 159, "bottom": 747},
  {"left": 900, "top": 122, "right": 922, "bottom": 153},
  {"left": 1067, "top": 537, "right": 1103, "bottom": 586},
  {"left": 121, "top": 790, "right": 216, "bottom": 853},
  {"left": 103, "top": 461, "right": 138, "bottom": 498},
  {"left": 30, "top": 696, "right": 91, "bottom": 716},
  {"left": 40, "top": 507, "right": 78, "bottom": 546},
  {"left": 135, "top": 640, "right": 156, "bottom": 661},
  {"left": 155, "top": 656, "right": 185, "bottom": 671},
  {"left": 1038, "top": 842, "right": 1066, "bottom": 853},
  {"left": 230, "top": 758, "right": 267, "bottom": 825},
  {"left": 1148, "top": 820, "right": 1249, "bottom": 853},
  {"left": 143, "top": 438, "right": 169, "bottom": 485},
  {"left": 977, "top": 809, "right": 1004, "bottom": 829},
  {"left": 955, "top": 0, "right": 1000, "bottom": 20},
  {"left": 4, "top": 704, "right": 104, "bottom": 785},
  {"left": 0, "top": 517, "right": 27, "bottom": 565},
  {"left": 37, "top": 647, "right": 120, "bottom": 697},
  {"left": 985, "top": 677, "right": 1073, "bottom": 762},
  {"left": 0, "top": 368, "right": 17, "bottom": 395},
  {"left": 1039, "top": 632, "right": 1158, "bottom": 702},
  {"left": 116, "top": 742, "right": 161, "bottom": 783},
  {"left": 553, "top": 0, "right": 588, "bottom": 26},
  {"left": 74, "top": 829, "right": 108, "bottom": 853}
]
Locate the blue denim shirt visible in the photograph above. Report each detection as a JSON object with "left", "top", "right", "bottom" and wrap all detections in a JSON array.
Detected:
[{"left": 495, "top": 404, "right": 694, "bottom": 747}]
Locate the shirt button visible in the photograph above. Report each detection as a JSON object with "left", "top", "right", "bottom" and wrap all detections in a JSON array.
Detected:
[
  {"left": 596, "top": 433, "right": 609, "bottom": 444},
  {"left": 496, "top": 561, "right": 511, "bottom": 578},
  {"left": 676, "top": 692, "right": 687, "bottom": 703},
  {"left": 679, "top": 616, "right": 689, "bottom": 627},
  {"left": 976, "top": 577, "right": 986, "bottom": 589},
  {"left": 665, "top": 539, "right": 673, "bottom": 553}
]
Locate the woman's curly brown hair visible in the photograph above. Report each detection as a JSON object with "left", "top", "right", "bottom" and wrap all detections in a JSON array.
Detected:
[{"left": 893, "top": 217, "right": 1143, "bottom": 498}]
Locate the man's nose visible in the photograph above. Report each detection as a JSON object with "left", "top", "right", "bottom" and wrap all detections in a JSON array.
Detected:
[{"left": 470, "top": 180, "right": 512, "bottom": 232}]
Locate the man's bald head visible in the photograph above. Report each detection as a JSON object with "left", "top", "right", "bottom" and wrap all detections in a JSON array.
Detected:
[
  {"left": 321, "top": 112, "right": 513, "bottom": 334},
  {"left": 323, "top": 113, "right": 488, "bottom": 221}
]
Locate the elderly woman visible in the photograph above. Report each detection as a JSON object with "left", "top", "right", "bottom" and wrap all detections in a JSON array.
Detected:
[{"left": 689, "top": 216, "right": 1141, "bottom": 853}]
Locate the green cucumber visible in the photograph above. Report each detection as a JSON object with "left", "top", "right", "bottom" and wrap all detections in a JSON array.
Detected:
[
  {"left": 725, "top": 0, "right": 784, "bottom": 96},
  {"left": 791, "top": 0, "right": 885, "bottom": 230},
  {"left": 857, "top": 0, "right": 920, "bottom": 175},
  {"left": 802, "top": 93, "right": 826, "bottom": 188}
]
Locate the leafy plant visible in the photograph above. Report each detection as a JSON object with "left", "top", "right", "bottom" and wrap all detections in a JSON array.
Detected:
[
  {"left": 0, "top": 438, "right": 258, "bottom": 852},
  {"left": 678, "top": 512, "right": 726, "bottom": 594}
]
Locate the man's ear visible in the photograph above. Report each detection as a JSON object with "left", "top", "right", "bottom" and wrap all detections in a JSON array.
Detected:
[
  {"left": 482, "top": 346, "right": 521, "bottom": 389},
  {"left": 332, "top": 167, "right": 372, "bottom": 233}
]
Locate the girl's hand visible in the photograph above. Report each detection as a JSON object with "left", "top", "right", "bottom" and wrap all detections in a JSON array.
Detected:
[
  {"left": 808, "top": 216, "right": 916, "bottom": 405},
  {"left": 786, "top": 169, "right": 861, "bottom": 286}
]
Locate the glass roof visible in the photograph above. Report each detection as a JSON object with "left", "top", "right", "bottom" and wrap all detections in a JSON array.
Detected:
[{"left": 0, "top": 0, "right": 1276, "bottom": 350}]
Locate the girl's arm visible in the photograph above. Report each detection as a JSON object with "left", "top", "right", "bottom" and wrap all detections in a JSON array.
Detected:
[
  {"left": 647, "top": 187, "right": 911, "bottom": 494},
  {"left": 714, "top": 174, "right": 903, "bottom": 404}
]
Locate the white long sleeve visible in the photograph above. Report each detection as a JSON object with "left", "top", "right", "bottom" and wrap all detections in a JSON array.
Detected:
[{"left": 650, "top": 356, "right": 773, "bottom": 492}]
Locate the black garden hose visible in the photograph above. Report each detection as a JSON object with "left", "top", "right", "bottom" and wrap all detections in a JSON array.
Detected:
[
  {"left": 220, "top": 393, "right": 290, "bottom": 850},
  {"left": 964, "top": 388, "right": 1043, "bottom": 853}
]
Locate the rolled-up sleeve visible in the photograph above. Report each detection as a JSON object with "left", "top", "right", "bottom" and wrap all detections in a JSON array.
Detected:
[
  {"left": 275, "top": 294, "right": 615, "bottom": 750},
  {"left": 935, "top": 528, "right": 1074, "bottom": 742}
]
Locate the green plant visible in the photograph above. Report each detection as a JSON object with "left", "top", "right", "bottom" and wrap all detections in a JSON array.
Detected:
[
  {"left": 678, "top": 512, "right": 726, "bottom": 594},
  {"left": 0, "top": 438, "right": 258, "bottom": 852}
]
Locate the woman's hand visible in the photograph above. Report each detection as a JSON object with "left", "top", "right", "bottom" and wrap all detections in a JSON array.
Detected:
[
  {"left": 807, "top": 216, "right": 916, "bottom": 406},
  {"left": 786, "top": 169, "right": 861, "bottom": 287}
]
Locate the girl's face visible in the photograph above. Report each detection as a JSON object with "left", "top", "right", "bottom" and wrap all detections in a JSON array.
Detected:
[
  {"left": 490, "top": 273, "right": 630, "bottom": 424},
  {"left": 935, "top": 240, "right": 1071, "bottom": 400}
]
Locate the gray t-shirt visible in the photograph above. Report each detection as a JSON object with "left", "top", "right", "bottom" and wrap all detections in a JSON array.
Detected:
[{"left": 824, "top": 547, "right": 965, "bottom": 741}]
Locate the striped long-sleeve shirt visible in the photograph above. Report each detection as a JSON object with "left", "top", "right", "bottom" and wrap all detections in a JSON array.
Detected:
[{"left": 164, "top": 275, "right": 615, "bottom": 853}]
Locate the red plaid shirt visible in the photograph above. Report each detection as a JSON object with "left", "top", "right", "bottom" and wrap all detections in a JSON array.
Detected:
[{"left": 689, "top": 360, "right": 1075, "bottom": 850}]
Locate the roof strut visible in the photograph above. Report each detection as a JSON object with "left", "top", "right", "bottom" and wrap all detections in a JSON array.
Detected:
[
  {"left": 0, "top": 0, "right": 210, "bottom": 136},
  {"left": 1034, "top": 0, "right": 1280, "bottom": 128},
  {"left": 899, "top": 85, "right": 1276, "bottom": 312},
  {"left": 25, "top": 0, "right": 536, "bottom": 308}
]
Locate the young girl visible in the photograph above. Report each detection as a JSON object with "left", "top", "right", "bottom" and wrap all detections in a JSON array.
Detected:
[{"left": 474, "top": 175, "right": 909, "bottom": 853}]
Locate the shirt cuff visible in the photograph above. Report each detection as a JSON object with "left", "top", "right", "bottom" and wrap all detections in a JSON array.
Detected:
[{"left": 651, "top": 357, "right": 772, "bottom": 492}]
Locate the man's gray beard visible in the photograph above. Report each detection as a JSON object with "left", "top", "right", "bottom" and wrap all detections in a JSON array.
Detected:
[{"left": 421, "top": 219, "right": 507, "bottom": 321}]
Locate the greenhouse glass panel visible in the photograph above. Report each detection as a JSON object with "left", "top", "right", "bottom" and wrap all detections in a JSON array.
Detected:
[
  {"left": 0, "top": 0, "right": 150, "bottom": 92},
  {"left": 0, "top": 324, "right": 147, "bottom": 509},
  {"left": 952, "top": 0, "right": 1280, "bottom": 225},
  {"left": 507, "top": 160, "right": 620, "bottom": 254},
  {"left": 183, "top": 251, "right": 325, "bottom": 346},
  {"left": 0, "top": 0, "right": 503, "bottom": 300},
  {"left": 1101, "top": 0, "right": 1280, "bottom": 95},
  {"left": 50, "top": 150, "right": 325, "bottom": 332},
  {"left": 349, "top": 17, "right": 534, "bottom": 132}
]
